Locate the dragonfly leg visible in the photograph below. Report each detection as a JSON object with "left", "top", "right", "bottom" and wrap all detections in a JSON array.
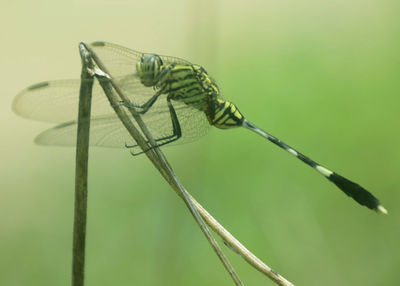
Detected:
[
  {"left": 117, "top": 91, "right": 162, "bottom": 114},
  {"left": 126, "top": 96, "right": 182, "bottom": 156},
  {"left": 119, "top": 65, "right": 176, "bottom": 114},
  {"left": 113, "top": 64, "right": 177, "bottom": 115},
  {"left": 111, "top": 100, "right": 126, "bottom": 108}
]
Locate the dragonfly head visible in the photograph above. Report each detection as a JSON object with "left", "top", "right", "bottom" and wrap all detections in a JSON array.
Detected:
[{"left": 136, "top": 54, "right": 164, "bottom": 87}]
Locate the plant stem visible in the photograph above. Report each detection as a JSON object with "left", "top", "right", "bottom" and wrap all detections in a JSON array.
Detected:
[{"left": 71, "top": 44, "right": 95, "bottom": 286}]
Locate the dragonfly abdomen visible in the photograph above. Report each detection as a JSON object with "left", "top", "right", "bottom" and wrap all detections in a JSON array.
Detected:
[{"left": 208, "top": 98, "right": 244, "bottom": 129}]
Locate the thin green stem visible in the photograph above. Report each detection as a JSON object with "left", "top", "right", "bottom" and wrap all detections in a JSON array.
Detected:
[{"left": 71, "top": 44, "right": 95, "bottom": 286}]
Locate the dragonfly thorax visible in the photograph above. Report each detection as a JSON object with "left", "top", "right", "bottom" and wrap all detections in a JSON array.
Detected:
[
  {"left": 137, "top": 52, "right": 245, "bottom": 130},
  {"left": 136, "top": 54, "right": 164, "bottom": 87}
]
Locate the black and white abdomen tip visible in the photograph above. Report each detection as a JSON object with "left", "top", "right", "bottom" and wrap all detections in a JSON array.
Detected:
[{"left": 314, "top": 165, "right": 388, "bottom": 214}]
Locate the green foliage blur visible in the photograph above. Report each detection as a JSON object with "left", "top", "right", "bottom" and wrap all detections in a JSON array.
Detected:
[{"left": 1, "top": 0, "right": 399, "bottom": 285}]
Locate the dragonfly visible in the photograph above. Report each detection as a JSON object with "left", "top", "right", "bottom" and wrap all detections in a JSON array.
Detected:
[{"left": 13, "top": 41, "right": 387, "bottom": 214}]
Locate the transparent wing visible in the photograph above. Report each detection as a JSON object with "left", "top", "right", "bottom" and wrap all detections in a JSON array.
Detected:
[
  {"left": 89, "top": 41, "right": 192, "bottom": 79},
  {"left": 36, "top": 101, "right": 210, "bottom": 148},
  {"left": 13, "top": 41, "right": 193, "bottom": 124},
  {"left": 13, "top": 76, "right": 159, "bottom": 124}
]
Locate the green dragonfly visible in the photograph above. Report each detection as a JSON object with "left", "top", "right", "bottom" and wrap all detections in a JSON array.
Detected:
[{"left": 13, "top": 41, "right": 387, "bottom": 214}]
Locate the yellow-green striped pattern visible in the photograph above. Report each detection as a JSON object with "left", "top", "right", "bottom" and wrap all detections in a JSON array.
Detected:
[{"left": 155, "top": 62, "right": 244, "bottom": 129}]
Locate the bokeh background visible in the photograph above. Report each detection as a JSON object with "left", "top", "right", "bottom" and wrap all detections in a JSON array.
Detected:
[{"left": 1, "top": 0, "right": 399, "bottom": 285}]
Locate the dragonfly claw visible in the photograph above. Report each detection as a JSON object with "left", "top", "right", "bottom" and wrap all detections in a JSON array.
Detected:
[{"left": 111, "top": 100, "right": 126, "bottom": 108}]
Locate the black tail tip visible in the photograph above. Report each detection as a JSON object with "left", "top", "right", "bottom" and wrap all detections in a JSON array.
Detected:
[{"left": 328, "top": 172, "right": 388, "bottom": 214}]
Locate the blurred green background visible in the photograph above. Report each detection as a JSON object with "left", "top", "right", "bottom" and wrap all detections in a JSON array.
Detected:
[{"left": 1, "top": 0, "right": 399, "bottom": 285}]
